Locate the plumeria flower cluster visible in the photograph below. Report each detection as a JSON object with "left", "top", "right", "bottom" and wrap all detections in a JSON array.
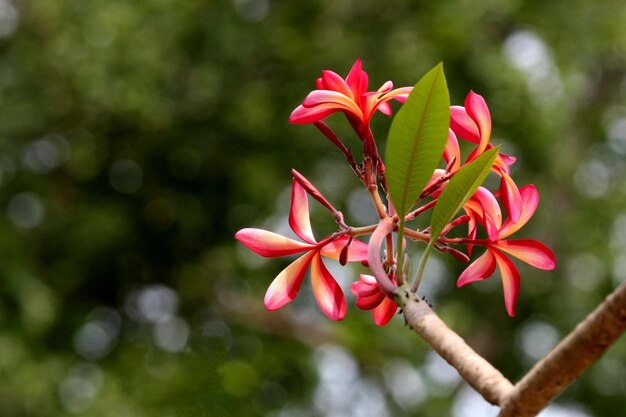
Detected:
[{"left": 236, "top": 60, "right": 555, "bottom": 325}]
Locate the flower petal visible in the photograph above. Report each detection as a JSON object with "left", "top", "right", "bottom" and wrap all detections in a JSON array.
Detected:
[
  {"left": 320, "top": 237, "right": 369, "bottom": 262},
  {"left": 311, "top": 254, "right": 346, "bottom": 320},
  {"left": 372, "top": 296, "right": 398, "bottom": 326},
  {"left": 450, "top": 105, "right": 480, "bottom": 143},
  {"left": 499, "top": 172, "right": 523, "bottom": 224},
  {"left": 494, "top": 152, "right": 516, "bottom": 175},
  {"left": 235, "top": 228, "right": 312, "bottom": 257},
  {"left": 379, "top": 86, "right": 412, "bottom": 103},
  {"left": 346, "top": 59, "right": 368, "bottom": 97},
  {"left": 457, "top": 249, "right": 497, "bottom": 287},
  {"left": 289, "top": 104, "right": 338, "bottom": 124},
  {"left": 321, "top": 70, "right": 354, "bottom": 99},
  {"left": 498, "top": 184, "right": 539, "bottom": 238},
  {"left": 466, "top": 210, "right": 478, "bottom": 257},
  {"left": 264, "top": 252, "right": 315, "bottom": 310},
  {"left": 499, "top": 153, "right": 517, "bottom": 167},
  {"left": 289, "top": 180, "right": 316, "bottom": 244},
  {"left": 356, "top": 290, "right": 385, "bottom": 310},
  {"left": 491, "top": 248, "right": 520, "bottom": 317},
  {"left": 302, "top": 90, "right": 362, "bottom": 118},
  {"left": 492, "top": 239, "right": 556, "bottom": 270},
  {"left": 473, "top": 186, "right": 503, "bottom": 231},
  {"left": 444, "top": 129, "right": 461, "bottom": 172},
  {"left": 465, "top": 91, "right": 492, "bottom": 154},
  {"left": 377, "top": 101, "right": 392, "bottom": 116},
  {"left": 350, "top": 274, "right": 381, "bottom": 298},
  {"left": 359, "top": 273, "right": 377, "bottom": 285}
]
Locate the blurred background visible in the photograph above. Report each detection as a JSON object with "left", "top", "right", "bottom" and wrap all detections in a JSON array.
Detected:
[{"left": 0, "top": 0, "right": 625, "bottom": 416}]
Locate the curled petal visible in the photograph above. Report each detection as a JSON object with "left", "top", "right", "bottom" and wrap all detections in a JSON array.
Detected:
[
  {"left": 289, "top": 104, "right": 337, "bottom": 124},
  {"left": 350, "top": 274, "right": 381, "bottom": 298},
  {"left": 350, "top": 274, "right": 397, "bottom": 324},
  {"left": 350, "top": 274, "right": 380, "bottom": 297},
  {"left": 372, "top": 296, "right": 398, "bottom": 326},
  {"left": 472, "top": 187, "right": 503, "bottom": 233},
  {"left": 457, "top": 249, "right": 497, "bottom": 287},
  {"left": 359, "top": 273, "right": 377, "bottom": 285},
  {"left": 365, "top": 87, "right": 413, "bottom": 121},
  {"left": 500, "top": 173, "right": 523, "bottom": 224},
  {"left": 444, "top": 129, "right": 461, "bottom": 172},
  {"left": 494, "top": 152, "right": 516, "bottom": 175},
  {"left": 235, "top": 228, "right": 312, "bottom": 257},
  {"left": 311, "top": 254, "right": 346, "bottom": 320},
  {"left": 377, "top": 101, "right": 392, "bottom": 116},
  {"left": 289, "top": 180, "right": 316, "bottom": 244},
  {"left": 321, "top": 236, "right": 369, "bottom": 262},
  {"left": 465, "top": 91, "right": 492, "bottom": 154},
  {"left": 498, "top": 184, "right": 539, "bottom": 238},
  {"left": 493, "top": 239, "right": 556, "bottom": 270},
  {"left": 302, "top": 90, "right": 362, "bottom": 118},
  {"left": 491, "top": 248, "right": 521, "bottom": 317},
  {"left": 355, "top": 290, "right": 385, "bottom": 310},
  {"left": 377, "top": 80, "right": 394, "bottom": 93},
  {"left": 264, "top": 252, "right": 315, "bottom": 310},
  {"left": 464, "top": 196, "right": 499, "bottom": 242},
  {"left": 499, "top": 153, "right": 517, "bottom": 167},
  {"left": 484, "top": 214, "right": 500, "bottom": 242},
  {"left": 450, "top": 106, "right": 480, "bottom": 143},
  {"left": 321, "top": 70, "right": 354, "bottom": 99},
  {"left": 465, "top": 209, "right": 479, "bottom": 257},
  {"left": 380, "top": 86, "right": 412, "bottom": 102}
]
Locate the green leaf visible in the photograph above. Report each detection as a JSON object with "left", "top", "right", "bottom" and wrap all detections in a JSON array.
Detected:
[
  {"left": 385, "top": 63, "right": 450, "bottom": 218},
  {"left": 411, "top": 147, "right": 498, "bottom": 292},
  {"left": 430, "top": 147, "right": 499, "bottom": 241}
]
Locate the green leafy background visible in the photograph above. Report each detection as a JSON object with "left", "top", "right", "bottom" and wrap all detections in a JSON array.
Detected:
[{"left": 0, "top": 1, "right": 625, "bottom": 416}]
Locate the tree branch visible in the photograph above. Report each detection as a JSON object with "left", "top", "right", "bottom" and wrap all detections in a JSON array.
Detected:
[
  {"left": 498, "top": 280, "right": 626, "bottom": 417},
  {"left": 399, "top": 289, "right": 514, "bottom": 406}
]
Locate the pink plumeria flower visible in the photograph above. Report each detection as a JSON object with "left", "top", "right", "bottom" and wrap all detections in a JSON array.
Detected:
[
  {"left": 235, "top": 179, "right": 368, "bottom": 320},
  {"left": 457, "top": 185, "right": 556, "bottom": 316},
  {"left": 350, "top": 274, "right": 398, "bottom": 326},
  {"left": 289, "top": 59, "right": 412, "bottom": 137},
  {"left": 450, "top": 91, "right": 523, "bottom": 223}
]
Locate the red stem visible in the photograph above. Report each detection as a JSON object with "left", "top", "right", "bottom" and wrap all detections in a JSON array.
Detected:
[{"left": 367, "top": 217, "right": 398, "bottom": 297}]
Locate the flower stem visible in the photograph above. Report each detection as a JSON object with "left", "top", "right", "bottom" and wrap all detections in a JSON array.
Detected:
[{"left": 367, "top": 217, "right": 397, "bottom": 297}]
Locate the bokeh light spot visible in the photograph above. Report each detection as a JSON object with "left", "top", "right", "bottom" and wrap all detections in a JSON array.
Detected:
[
  {"left": 7, "top": 192, "right": 45, "bottom": 229},
  {"left": 153, "top": 316, "right": 190, "bottom": 352},
  {"left": 109, "top": 159, "right": 143, "bottom": 194},
  {"left": 517, "top": 321, "right": 559, "bottom": 364}
]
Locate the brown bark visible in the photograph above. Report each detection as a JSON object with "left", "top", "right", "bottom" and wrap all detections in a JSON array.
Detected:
[
  {"left": 399, "top": 290, "right": 514, "bottom": 406},
  {"left": 497, "top": 280, "right": 626, "bottom": 417}
]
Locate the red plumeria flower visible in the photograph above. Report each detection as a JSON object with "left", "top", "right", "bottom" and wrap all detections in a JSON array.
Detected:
[
  {"left": 289, "top": 59, "right": 412, "bottom": 137},
  {"left": 450, "top": 91, "right": 523, "bottom": 223},
  {"left": 462, "top": 186, "right": 502, "bottom": 256},
  {"left": 457, "top": 185, "right": 556, "bottom": 316},
  {"left": 350, "top": 274, "right": 398, "bottom": 326},
  {"left": 235, "top": 179, "right": 368, "bottom": 320}
]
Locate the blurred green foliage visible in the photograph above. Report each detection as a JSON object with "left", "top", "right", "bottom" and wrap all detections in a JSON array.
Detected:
[{"left": 0, "top": 0, "right": 625, "bottom": 416}]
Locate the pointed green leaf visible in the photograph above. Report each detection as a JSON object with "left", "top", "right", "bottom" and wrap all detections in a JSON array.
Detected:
[
  {"left": 430, "top": 147, "right": 499, "bottom": 241},
  {"left": 385, "top": 63, "right": 450, "bottom": 218}
]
